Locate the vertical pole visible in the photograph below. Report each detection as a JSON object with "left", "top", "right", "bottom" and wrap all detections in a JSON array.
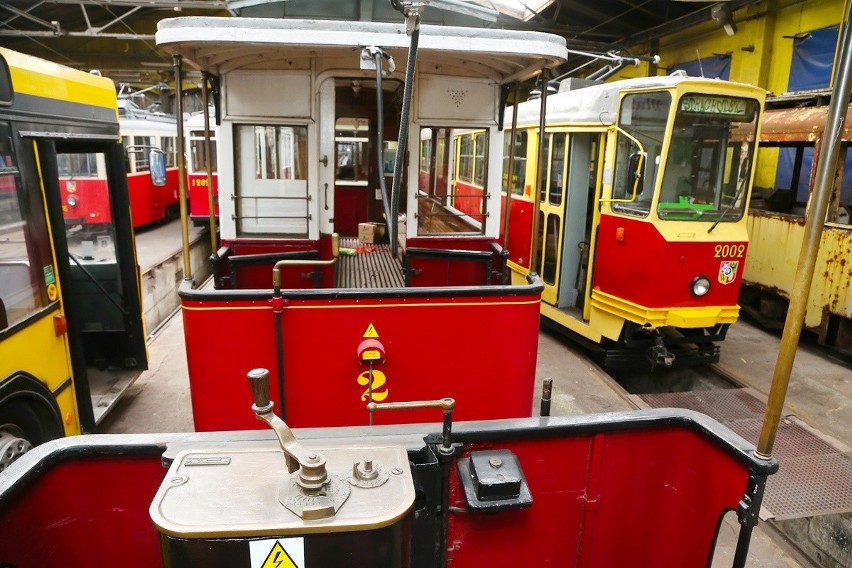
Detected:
[
  {"left": 173, "top": 55, "right": 192, "bottom": 282},
  {"left": 529, "top": 69, "right": 550, "bottom": 274},
  {"left": 756, "top": 3, "right": 852, "bottom": 458},
  {"left": 201, "top": 71, "right": 218, "bottom": 253}
]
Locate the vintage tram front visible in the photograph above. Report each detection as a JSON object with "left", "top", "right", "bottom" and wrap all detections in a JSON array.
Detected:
[{"left": 504, "top": 76, "right": 765, "bottom": 367}]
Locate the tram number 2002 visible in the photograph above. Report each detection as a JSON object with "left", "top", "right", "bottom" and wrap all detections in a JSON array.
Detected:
[{"left": 714, "top": 244, "right": 745, "bottom": 258}]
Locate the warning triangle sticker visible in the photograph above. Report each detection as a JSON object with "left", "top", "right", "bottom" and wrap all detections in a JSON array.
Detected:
[
  {"left": 261, "top": 541, "right": 299, "bottom": 568},
  {"left": 363, "top": 323, "right": 379, "bottom": 338}
]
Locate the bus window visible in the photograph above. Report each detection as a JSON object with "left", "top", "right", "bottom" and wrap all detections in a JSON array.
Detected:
[
  {"left": 235, "top": 124, "right": 309, "bottom": 237},
  {"left": 612, "top": 92, "right": 670, "bottom": 217},
  {"left": 0, "top": 139, "right": 52, "bottom": 331}
]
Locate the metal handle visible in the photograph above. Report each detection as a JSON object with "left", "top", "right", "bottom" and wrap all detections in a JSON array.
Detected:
[
  {"left": 367, "top": 397, "right": 455, "bottom": 451},
  {"left": 320, "top": 155, "right": 328, "bottom": 167}
]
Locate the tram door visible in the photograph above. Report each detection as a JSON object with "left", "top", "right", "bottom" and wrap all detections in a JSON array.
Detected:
[
  {"left": 536, "top": 132, "right": 601, "bottom": 311},
  {"left": 328, "top": 79, "right": 402, "bottom": 237},
  {"left": 39, "top": 140, "right": 148, "bottom": 431},
  {"left": 536, "top": 132, "right": 567, "bottom": 305}
]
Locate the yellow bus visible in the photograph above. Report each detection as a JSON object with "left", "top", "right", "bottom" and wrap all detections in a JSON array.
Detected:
[{"left": 0, "top": 47, "right": 148, "bottom": 466}]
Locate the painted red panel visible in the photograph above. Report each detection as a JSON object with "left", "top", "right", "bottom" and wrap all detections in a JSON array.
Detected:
[
  {"left": 60, "top": 167, "right": 180, "bottom": 228},
  {"left": 405, "top": 237, "right": 501, "bottom": 286},
  {"left": 593, "top": 214, "right": 747, "bottom": 308},
  {"left": 218, "top": 238, "right": 333, "bottom": 289},
  {"left": 334, "top": 185, "right": 370, "bottom": 237},
  {"left": 188, "top": 172, "right": 219, "bottom": 219},
  {"left": 498, "top": 194, "right": 534, "bottom": 269},
  {"left": 60, "top": 177, "right": 112, "bottom": 225},
  {"left": 181, "top": 290, "right": 541, "bottom": 430},
  {"left": 453, "top": 181, "right": 484, "bottom": 220},
  {"left": 126, "top": 168, "right": 180, "bottom": 227},
  {"left": 0, "top": 456, "right": 165, "bottom": 568},
  {"left": 447, "top": 428, "right": 748, "bottom": 567}
]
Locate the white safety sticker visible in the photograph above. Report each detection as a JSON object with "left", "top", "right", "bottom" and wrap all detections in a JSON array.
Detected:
[{"left": 249, "top": 537, "right": 305, "bottom": 568}]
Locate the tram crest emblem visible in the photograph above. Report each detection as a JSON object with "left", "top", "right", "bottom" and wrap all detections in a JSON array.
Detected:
[{"left": 718, "top": 261, "right": 739, "bottom": 285}]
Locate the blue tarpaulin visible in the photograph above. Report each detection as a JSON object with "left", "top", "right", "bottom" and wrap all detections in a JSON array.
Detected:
[
  {"left": 788, "top": 26, "right": 838, "bottom": 91},
  {"left": 668, "top": 54, "right": 731, "bottom": 80}
]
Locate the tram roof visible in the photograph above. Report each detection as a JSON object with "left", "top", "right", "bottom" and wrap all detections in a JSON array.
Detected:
[
  {"left": 508, "top": 74, "right": 767, "bottom": 128},
  {"left": 156, "top": 17, "right": 567, "bottom": 84}
]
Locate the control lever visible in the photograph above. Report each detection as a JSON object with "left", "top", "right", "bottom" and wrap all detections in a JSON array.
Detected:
[{"left": 247, "top": 368, "right": 328, "bottom": 489}]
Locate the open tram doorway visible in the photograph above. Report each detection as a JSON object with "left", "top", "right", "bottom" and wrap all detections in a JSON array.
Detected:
[
  {"left": 330, "top": 78, "right": 403, "bottom": 237},
  {"left": 534, "top": 132, "right": 602, "bottom": 313},
  {"left": 40, "top": 140, "right": 148, "bottom": 432}
]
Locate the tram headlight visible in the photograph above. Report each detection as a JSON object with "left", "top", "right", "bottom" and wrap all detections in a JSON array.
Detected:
[
  {"left": 66, "top": 195, "right": 78, "bottom": 208},
  {"left": 691, "top": 275, "right": 711, "bottom": 297}
]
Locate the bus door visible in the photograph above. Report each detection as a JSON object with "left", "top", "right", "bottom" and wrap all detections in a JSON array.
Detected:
[{"left": 39, "top": 139, "right": 148, "bottom": 431}]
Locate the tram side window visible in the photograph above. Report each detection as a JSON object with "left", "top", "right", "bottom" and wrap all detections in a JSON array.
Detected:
[
  {"left": 502, "top": 130, "right": 527, "bottom": 196},
  {"left": 127, "top": 136, "right": 155, "bottom": 173},
  {"left": 611, "top": 92, "right": 671, "bottom": 218},
  {"left": 189, "top": 130, "right": 218, "bottom": 173},
  {"left": 162, "top": 136, "right": 176, "bottom": 168},
  {"left": 235, "top": 125, "right": 309, "bottom": 237},
  {"left": 0, "top": 124, "right": 52, "bottom": 330},
  {"left": 417, "top": 127, "right": 485, "bottom": 235},
  {"left": 335, "top": 117, "right": 369, "bottom": 184}
]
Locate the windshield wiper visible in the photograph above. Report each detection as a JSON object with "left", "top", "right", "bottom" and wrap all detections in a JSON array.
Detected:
[{"left": 708, "top": 157, "right": 749, "bottom": 233}]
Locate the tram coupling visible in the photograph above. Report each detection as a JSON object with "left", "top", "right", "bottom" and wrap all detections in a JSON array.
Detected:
[{"left": 645, "top": 326, "right": 676, "bottom": 369}]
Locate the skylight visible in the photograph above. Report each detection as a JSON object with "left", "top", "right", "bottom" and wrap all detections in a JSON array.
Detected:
[{"left": 475, "top": 0, "right": 555, "bottom": 21}]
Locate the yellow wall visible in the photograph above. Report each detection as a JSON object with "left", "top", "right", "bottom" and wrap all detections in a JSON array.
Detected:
[{"left": 610, "top": 0, "right": 848, "bottom": 95}]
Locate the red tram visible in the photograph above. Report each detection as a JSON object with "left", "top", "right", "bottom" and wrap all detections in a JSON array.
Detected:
[
  {"left": 185, "top": 109, "right": 219, "bottom": 226},
  {"left": 158, "top": 15, "right": 566, "bottom": 431},
  {"left": 59, "top": 100, "right": 180, "bottom": 230}
]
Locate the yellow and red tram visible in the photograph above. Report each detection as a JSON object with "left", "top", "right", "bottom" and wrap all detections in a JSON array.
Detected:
[{"left": 501, "top": 75, "right": 766, "bottom": 368}]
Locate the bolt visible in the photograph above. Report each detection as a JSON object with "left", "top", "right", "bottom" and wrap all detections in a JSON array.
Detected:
[
  {"left": 307, "top": 454, "right": 319, "bottom": 463},
  {"left": 489, "top": 457, "right": 503, "bottom": 468}
]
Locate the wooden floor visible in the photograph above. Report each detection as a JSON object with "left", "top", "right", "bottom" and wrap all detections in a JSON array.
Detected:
[{"left": 336, "top": 237, "right": 405, "bottom": 289}]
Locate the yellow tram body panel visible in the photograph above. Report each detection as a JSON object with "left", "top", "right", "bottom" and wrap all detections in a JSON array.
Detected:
[{"left": 745, "top": 213, "right": 852, "bottom": 330}]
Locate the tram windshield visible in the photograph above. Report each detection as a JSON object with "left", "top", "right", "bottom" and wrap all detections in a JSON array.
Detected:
[{"left": 657, "top": 93, "right": 760, "bottom": 222}]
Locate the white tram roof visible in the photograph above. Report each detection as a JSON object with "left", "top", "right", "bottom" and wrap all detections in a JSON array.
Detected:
[
  {"left": 156, "top": 17, "right": 566, "bottom": 83},
  {"left": 508, "top": 74, "right": 766, "bottom": 128}
]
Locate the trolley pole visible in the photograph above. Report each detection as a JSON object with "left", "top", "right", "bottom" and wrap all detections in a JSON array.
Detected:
[
  {"left": 173, "top": 54, "right": 192, "bottom": 282},
  {"left": 756, "top": 3, "right": 852, "bottom": 459}
]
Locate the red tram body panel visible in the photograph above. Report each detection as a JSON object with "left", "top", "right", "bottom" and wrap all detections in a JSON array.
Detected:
[
  {"left": 593, "top": 214, "right": 747, "bottom": 308},
  {"left": 0, "top": 413, "right": 777, "bottom": 568},
  {"left": 180, "top": 280, "right": 542, "bottom": 431}
]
